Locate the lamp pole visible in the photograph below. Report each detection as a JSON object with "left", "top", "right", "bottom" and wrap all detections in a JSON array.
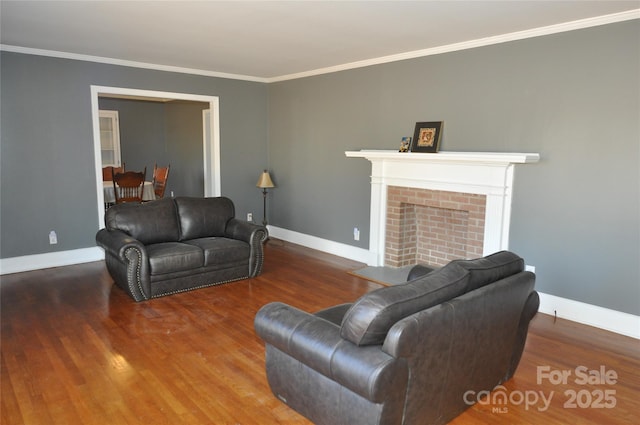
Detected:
[
  {"left": 256, "top": 170, "right": 275, "bottom": 227},
  {"left": 262, "top": 187, "right": 269, "bottom": 226}
]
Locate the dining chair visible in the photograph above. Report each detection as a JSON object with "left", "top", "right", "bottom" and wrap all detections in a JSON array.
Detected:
[
  {"left": 151, "top": 163, "right": 170, "bottom": 199},
  {"left": 102, "top": 163, "right": 125, "bottom": 181},
  {"left": 112, "top": 167, "right": 146, "bottom": 204}
]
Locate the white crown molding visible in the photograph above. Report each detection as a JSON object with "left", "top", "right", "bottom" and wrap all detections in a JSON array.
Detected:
[
  {"left": 2, "top": 9, "right": 638, "bottom": 83},
  {"left": 0, "top": 44, "right": 269, "bottom": 83},
  {"left": 268, "top": 9, "right": 640, "bottom": 82}
]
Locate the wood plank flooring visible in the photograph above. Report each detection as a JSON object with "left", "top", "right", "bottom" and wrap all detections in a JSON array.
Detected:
[{"left": 2, "top": 239, "right": 638, "bottom": 424}]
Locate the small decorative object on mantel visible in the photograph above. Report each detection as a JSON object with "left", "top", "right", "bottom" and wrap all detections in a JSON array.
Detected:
[
  {"left": 399, "top": 137, "right": 411, "bottom": 152},
  {"left": 411, "top": 121, "right": 443, "bottom": 153}
]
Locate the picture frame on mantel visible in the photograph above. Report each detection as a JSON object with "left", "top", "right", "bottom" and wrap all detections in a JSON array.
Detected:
[{"left": 411, "top": 121, "right": 443, "bottom": 153}]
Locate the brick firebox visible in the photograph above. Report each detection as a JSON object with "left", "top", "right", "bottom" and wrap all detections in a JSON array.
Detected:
[{"left": 385, "top": 186, "right": 486, "bottom": 267}]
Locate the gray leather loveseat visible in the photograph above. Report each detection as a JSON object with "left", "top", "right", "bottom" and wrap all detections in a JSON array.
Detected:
[
  {"left": 96, "top": 196, "right": 268, "bottom": 302},
  {"left": 255, "top": 251, "right": 539, "bottom": 425}
]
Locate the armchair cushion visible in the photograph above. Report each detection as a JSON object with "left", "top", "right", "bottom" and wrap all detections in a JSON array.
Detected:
[
  {"left": 314, "top": 303, "right": 353, "bottom": 326},
  {"left": 455, "top": 250, "right": 525, "bottom": 292},
  {"left": 340, "top": 262, "right": 470, "bottom": 346},
  {"left": 340, "top": 250, "right": 526, "bottom": 346}
]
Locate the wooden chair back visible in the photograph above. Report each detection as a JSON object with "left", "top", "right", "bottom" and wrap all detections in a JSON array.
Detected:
[
  {"left": 102, "top": 164, "right": 125, "bottom": 181},
  {"left": 152, "top": 163, "right": 171, "bottom": 199},
  {"left": 113, "top": 168, "right": 146, "bottom": 204}
]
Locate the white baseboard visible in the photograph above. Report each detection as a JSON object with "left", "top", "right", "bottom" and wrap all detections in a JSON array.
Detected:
[
  {"left": 2, "top": 235, "right": 638, "bottom": 340},
  {"left": 537, "top": 292, "right": 639, "bottom": 339},
  {"left": 0, "top": 247, "right": 105, "bottom": 275},
  {"left": 267, "top": 225, "right": 376, "bottom": 265}
]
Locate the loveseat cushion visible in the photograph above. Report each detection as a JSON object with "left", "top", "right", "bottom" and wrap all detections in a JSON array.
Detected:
[
  {"left": 340, "top": 262, "right": 470, "bottom": 346},
  {"left": 175, "top": 197, "right": 235, "bottom": 241},
  {"left": 184, "top": 237, "right": 250, "bottom": 266},
  {"left": 146, "top": 242, "right": 204, "bottom": 275},
  {"left": 105, "top": 198, "right": 180, "bottom": 245}
]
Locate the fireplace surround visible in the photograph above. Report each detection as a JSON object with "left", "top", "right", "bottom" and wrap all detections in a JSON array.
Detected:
[{"left": 345, "top": 150, "right": 540, "bottom": 267}]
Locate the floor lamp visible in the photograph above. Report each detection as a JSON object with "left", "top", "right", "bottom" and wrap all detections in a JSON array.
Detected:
[{"left": 256, "top": 170, "right": 275, "bottom": 226}]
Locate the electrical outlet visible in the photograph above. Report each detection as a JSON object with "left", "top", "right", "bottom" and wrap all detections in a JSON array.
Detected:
[
  {"left": 49, "top": 231, "right": 58, "bottom": 245},
  {"left": 247, "top": 213, "right": 253, "bottom": 222},
  {"left": 170, "top": 191, "right": 175, "bottom": 198},
  {"left": 353, "top": 227, "right": 360, "bottom": 241},
  {"left": 525, "top": 265, "right": 536, "bottom": 273}
]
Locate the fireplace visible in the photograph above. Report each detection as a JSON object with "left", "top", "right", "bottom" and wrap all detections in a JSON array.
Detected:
[
  {"left": 386, "top": 186, "right": 486, "bottom": 267},
  {"left": 345, "top": 150, "right": 539, "bottom": 267}
]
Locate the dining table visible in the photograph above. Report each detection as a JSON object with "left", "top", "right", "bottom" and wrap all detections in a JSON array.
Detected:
[{"left": 103, "top": 181, "right": 156, "bottom": 203}]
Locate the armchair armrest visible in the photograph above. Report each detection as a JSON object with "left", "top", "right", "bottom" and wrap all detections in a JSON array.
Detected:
[{"left": 255, "top": 302, "right": 407, "bottom": 402}]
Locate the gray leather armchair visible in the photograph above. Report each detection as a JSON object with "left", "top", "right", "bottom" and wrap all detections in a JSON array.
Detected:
[{"left": 255, "top": 251, "right": 539, "bottom": 425}]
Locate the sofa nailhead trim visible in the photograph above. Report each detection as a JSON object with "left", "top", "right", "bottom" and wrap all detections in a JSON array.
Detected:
[
  {"left": 125, "top": 247, "right": 148, "bottom": 301},
  {"left": 152, "top": 275, "right": 250, "bottom": 298}
]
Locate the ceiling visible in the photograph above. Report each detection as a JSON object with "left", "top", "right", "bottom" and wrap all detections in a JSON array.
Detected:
[{"left": 1, "top": 1, "right": 638, "bottom": 82}]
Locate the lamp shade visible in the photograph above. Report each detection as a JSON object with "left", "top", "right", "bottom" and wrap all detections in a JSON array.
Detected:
[{"left": 256, "top": 170, "right": 275, "bottom": 188}]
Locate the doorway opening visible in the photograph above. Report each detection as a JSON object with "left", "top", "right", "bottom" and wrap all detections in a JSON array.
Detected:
[{"left": 90, "top": 85, "right": 220, "bottom": 229}]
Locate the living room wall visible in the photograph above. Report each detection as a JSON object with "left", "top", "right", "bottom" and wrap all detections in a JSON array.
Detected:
[
  {"left": 267, "top": 20, "right": 640, "bottom": 315},
  {"left": 1, "top": 20, "right": 638, "bottom": 319},
  {"left": 0, "top": 52, "right": 268, "bottom": 259}
]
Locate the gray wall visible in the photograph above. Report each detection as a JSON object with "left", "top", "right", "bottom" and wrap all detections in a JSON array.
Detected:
[
  {"left": 1, "top": 52, "right": 268, "bottom": 258},
  {"left": 268, "top": 20, "right": 639, "bottom": 315},
  {"left": 98, "top": 97, "right": 208, "bottom": 197},
  {"left": 1, "top": 20, "right": 638, "bottom": 317}
]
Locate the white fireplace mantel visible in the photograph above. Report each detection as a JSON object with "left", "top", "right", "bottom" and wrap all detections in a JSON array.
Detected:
[{"left": 345, "top": 150, "right": 540, "bottom": 266}]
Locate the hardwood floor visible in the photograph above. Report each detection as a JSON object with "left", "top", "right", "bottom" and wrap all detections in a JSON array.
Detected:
[{"left": 2, "top": 240, "right": 638, "bottom": 424}]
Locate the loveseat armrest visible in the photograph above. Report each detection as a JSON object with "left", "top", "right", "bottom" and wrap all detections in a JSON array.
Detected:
[
  {"left": 255, "top": 302, "right": 407, "bottom": 402},
  {"left": 225, "top": 218, "right": 267, "bottom": 244},
  {"left": 96, "top": 228, "right": 145, "bottom": 259},
  {"left": 226, "top": 219, "right": 268, "bottom": 277},
  {"left": 96, "top": 228, "right": 151, "bottom": 301}
]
